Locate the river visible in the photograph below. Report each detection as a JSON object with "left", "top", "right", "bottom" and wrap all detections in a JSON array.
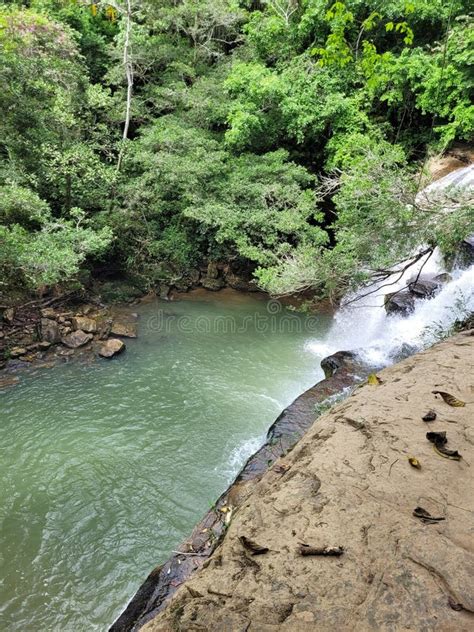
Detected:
[{"left": 0, "top": 290, "right": 333, "bottom": 631}]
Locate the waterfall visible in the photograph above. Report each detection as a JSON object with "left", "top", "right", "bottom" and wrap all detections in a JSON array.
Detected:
[{"left": 308, "top": 165, "right": 474, "bottom": 367}]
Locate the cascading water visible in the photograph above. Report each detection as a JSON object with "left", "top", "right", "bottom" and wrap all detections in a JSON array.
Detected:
[{"left": 308, "top": 164, "right": 474, "bottom": 367}]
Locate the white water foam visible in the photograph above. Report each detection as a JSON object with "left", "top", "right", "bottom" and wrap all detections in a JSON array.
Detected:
[{"left": 308, "top": 165, "right": 474, "bottom": 367}]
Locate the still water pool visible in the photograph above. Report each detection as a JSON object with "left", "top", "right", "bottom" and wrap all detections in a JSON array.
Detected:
[{"left": 0, "top": 290, "right": 332, "bottom": 631}]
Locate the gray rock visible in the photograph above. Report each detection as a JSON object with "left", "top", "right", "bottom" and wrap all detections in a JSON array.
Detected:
[
  {"left": 40, "top": 318, "right": 61, "bottom": 344},
  {"left": 384, "top": 290, "right": 415, "bottom": 315},
  {"left": 71, "top": 316, "right": 97, "bottom": 333},
  {"left": 99, "top": 338, "right": 125, "bottom": 358},
  {"left": 408, "top": 272, "right": 451, "bottom": 299},
  {"left": 61, "top": 330, "right": 93, "bottom": 348}
]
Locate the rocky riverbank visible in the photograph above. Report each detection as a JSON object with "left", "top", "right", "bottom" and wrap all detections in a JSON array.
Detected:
[
  {"left": 116, "top": 330, "right": 474, "bottom": 632},
  {"left": 0, "top": 298, "right": 139, "bottom": 386}
]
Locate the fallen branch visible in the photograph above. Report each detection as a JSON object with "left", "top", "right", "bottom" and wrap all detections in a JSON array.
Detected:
[{"left": 298, "top": 544, "right": 344, "bottom": 556}]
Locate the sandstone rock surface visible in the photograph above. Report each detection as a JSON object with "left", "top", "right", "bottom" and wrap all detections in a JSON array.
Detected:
[{"left": 141, "top": 332, "right": 474, "bottom": 632}]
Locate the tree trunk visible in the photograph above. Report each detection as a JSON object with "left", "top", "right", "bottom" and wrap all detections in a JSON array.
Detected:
[{"left": 117, "top": 0, "right": 133, "bottom": 172}]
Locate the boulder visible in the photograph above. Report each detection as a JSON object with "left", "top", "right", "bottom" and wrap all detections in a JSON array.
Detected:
[
  {"left": 321, "top": 350, "right": 360, "bottom": 379},
  {"left": 40, "top": 318, "right": 61, "bottom": 344},
  {"left": 99, "top": 338, "right": 125, "bottom": 358},
  {"left": 71, "top": 316, "right": 97, "bottom": 333},
  {"left": 384, "top": 290, "right": 415, "bottom": 315},
  {"left": 408, "top": 273, "right": 451, "bottom": 299},
  {"left": 201, "top": 276, "right": 225, "bottom": 291},
  {"left": 110, "top": 321, "right": 137, "bottom": 338},
  {"left": 61, "top": 330, "right": 93, "bottom": 348}
]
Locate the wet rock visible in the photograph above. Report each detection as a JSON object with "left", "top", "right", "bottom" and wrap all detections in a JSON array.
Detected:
[
  {"left": 71, "top": 316, "right": 97, "bottom": 333},
  {"left": 99, "top": 338, "right": 125, "bottom": 358},
  {"left": 3, "top": 308, "right": 14, "bottom": 323},
  {"left": 61, "top": 330, "right": 93, "bottom": 349},
  {"left": 110, "top": 321, "right": 137, "bottom": 338},
  {"left": 408, "top": 273, "right": 451, "bottom": 299},
  {"left": 384, "top": 290, "right": 415, "bottom": 315},
  {"left": 40, "top": 318, "right": 61, "bottom": 344},
  {"left": 456, "top": 233, "right": 474, "bottom": 267},
  {"left": 321, "top": 350, "right": 359, "bottom": 379},
  {"left": 201, "top": 276, "right": 225, "bottom": 291}
]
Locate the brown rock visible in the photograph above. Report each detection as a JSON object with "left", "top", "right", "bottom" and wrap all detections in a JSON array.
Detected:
[
  {"left": 40, "top": 307, "right": 57, "bottom": 319},
  {"left": 99, "top": 338, "right": 125, "bottom": 358},
  {"left": 40, "top": 318, "right": 61, "bottom": 344},
  {"left": 10, "top": 347, "right": 27, "bottom": 358},
  {"left": 71, "top": 316, "right": 97, "bottom": 333},
  {"left": 61, "top": 330, "right": 93, "bottom": 348},
  {"left": 3, "top": 308, "right": 14, "bottom": 323},
  {"left": 110, "top": 321, "right": 137, "bottom": 338}
]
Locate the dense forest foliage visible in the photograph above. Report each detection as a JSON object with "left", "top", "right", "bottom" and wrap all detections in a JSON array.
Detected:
[{"left": 1, "top": 0, "right": 472, "bottom": 301}]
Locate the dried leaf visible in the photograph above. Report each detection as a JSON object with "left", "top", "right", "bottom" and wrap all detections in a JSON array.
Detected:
[
  {"left": 368, "top": 373, "right": 383, "bottom": 385},
  {"left": 239, "top": 536, "right": 269, "bottom": 555},
  {"left": 413, "top": 506, "right": 445, "bottom": 523},
  {"left": 408, "top": 456, "right": 421, "bottom": 469},
  {"left": 426, "top": 431, "right": 462, "bottom": 460},
  {"left": 432, "top": 391, "right": 465, "bottom": 407}
]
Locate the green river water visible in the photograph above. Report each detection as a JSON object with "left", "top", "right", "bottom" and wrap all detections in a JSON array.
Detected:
[{"left": 0, "top": 290, "right": 332, "bottom": 631}]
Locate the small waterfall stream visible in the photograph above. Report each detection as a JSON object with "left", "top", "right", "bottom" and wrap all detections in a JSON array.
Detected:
[{"left": 309, "top": 164, "right": 474, "bottom": 367}]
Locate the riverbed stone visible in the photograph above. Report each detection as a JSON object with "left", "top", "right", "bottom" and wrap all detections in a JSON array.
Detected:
[
  {"left": 3, "top": 308, "right": 14, "bottom": 323},
  {"left": 110, "top": 321, "right": 137, "bottom": 338},
  {"left": 40, "top": 318, "right": 61, "bottom": 344},
  {"left": 10, "top": 347, "right": 27, "bottom": 358},
  {"left": 71, "top": 316, "right": 97, "bottom": 333},
  {"left": 99, "top": 338, "right": 125, "bottom": 358},
  {"left": 61, "top": 330, "right": 93, "bottom": 348},
  {"left": 384, "top": 290, "right": 415, "bottom": 315}
]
